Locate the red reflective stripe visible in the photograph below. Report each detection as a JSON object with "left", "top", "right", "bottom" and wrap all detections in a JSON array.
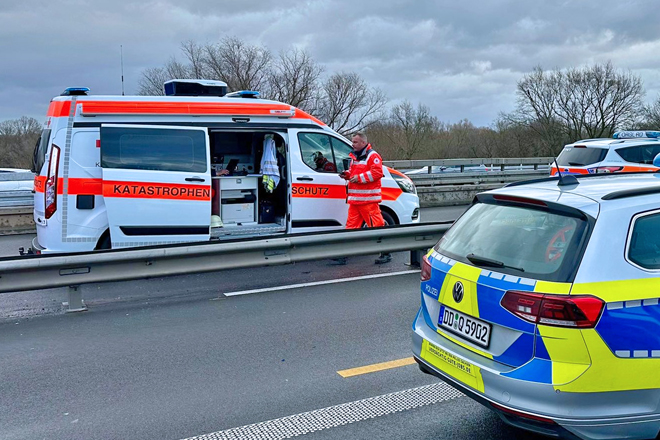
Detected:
[
  {"left": 292, "top": 184, "right": 345, "bottom": 198},
  {"left": 103, "top": 181, "right": 211, "bottom": 201},
  {"left": 46, "top": 101, "right": 72, "bottom": 117},
  {"left": 78, "top": 101, "right": 294, "bottom": 116}
]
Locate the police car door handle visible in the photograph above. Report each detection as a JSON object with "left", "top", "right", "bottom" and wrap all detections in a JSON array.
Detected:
[
  {"left": 185, "top": 177, "right": 206, "bottom": 182},
  {"left": 297, "top": 176, "right": 314, "bottom": 181}
]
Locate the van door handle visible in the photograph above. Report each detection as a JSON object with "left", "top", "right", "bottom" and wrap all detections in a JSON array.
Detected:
[
  {"left": 296, "top": 176, "right": 314, "bottom": 181},
  {"left": 185, "top": 177, "right": 206, "bottom": 182}
]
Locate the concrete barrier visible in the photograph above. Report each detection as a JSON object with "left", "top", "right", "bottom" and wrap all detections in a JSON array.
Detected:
[{"left": 0, "top": 207, "right": 35, "bottom": 235}]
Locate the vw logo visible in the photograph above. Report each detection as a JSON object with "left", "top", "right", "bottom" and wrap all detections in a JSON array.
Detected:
[{"left": 452, "top": 281, "right": 464, "bottom": 303}]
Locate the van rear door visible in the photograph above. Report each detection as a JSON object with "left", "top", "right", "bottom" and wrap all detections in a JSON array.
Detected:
[{"left": 100, "top": 124, "right": 211, "bottom": 248}]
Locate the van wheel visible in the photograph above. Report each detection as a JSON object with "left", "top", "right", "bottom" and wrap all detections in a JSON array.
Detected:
[
  {"left": 96, "top": 231, "right": 111, "bottom": 250},
  {"left": 381, "top": 210, "right": 396, "bottom": 226},
  {"left": 361, "top": 209, "right": 397, "bottom": 228}
]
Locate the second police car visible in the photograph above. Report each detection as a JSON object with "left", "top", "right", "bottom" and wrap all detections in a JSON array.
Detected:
[
  {"left": 552, "top": 130, "right": 660, "bottom": 176},
  {"left": 413, "top": 166, "right": 660, "bottom": 440}
]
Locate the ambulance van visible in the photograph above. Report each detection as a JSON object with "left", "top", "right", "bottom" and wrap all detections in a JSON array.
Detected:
[{"left": 31, "top": 80, "right": 420, "bottom": 254}]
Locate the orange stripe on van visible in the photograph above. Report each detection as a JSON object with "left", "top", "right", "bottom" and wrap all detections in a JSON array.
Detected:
[
  {"left": 78, "top": 101, "right": 296, "bottom": 117},
  {"left": 103, "top": 181, "right": 211, "bottom": 201},
  {"left": 291, "top": 183, "right": 403, "bottom": 201},
  {"left": 381, "top": 187, "right": 403, "bottom": 201},
  {"left": 292, "top": 183, "right": 346, "bottom": 198},
  {"left": 293, "top": 108, "right": 326, "bottom": 126},
  {"left": 46, "top": 101, "right": 72, "bottom": 117}
]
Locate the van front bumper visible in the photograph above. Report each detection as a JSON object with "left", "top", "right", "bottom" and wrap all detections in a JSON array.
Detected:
[{"left": 412, "top": 309, "right": 660, "bottom": 440}]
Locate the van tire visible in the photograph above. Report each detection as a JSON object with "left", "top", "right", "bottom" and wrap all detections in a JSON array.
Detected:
[
  {"left": 361, "top": 208, "right": 397, "bottom": 228},
  {"left": 381, "top": 209, "right": 397, "bottom": 226},
  {"left": 96, "top": 230, "right": 111, "bottom": 250}
]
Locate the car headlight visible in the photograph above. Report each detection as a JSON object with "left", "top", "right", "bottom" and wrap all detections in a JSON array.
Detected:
[{"left": 392, "top": 174, "right": 416, "bottom": 194}]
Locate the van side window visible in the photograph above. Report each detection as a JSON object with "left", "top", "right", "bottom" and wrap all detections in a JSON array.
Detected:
[
  {"left": 616, "top": 144, "right": 660, "bottom": 164},
  {"left": 101, "top": 127, "right": 206, "bottom": 172},
  {"left": 331, "top": 138, "right": 353, "bottom": 173},
  {"left": 628, "top": 212, "right": 660, "bottom": 270},
  {"left": 297, "top": 133, "right": 337, "bottom": 173}
]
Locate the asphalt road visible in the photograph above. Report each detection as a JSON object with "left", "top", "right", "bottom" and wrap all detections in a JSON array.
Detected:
[
  {"left": 0, "top": 271, "right": 543, "bottom": 440},
  {"left": 0, "top": 203, "right": 545, "bottom": 440}
]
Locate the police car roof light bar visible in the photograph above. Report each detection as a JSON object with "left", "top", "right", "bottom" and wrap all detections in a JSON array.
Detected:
[
  {"left": 613, "top": 131, "right": 660, "bottom": 139},
  {"left": 61, "top": 87, "right": 90, "bottom": 96}
]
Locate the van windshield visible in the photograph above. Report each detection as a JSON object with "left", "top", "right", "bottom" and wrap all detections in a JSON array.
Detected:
[
  {"left": 557, "top": 146, "right": 607, "bottom": 167},
  {"left": 435, "top": 202, "right": 589, "bottom": 282},
  {"left": 32, "top": 129, "right": 51, "bottom": 173}
]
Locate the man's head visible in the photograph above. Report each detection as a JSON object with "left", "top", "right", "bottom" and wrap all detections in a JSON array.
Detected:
[
  {"left": 351, "top": 132, "right": 368, "bottom": 151},
  {"left": 313, "top": 151, "right": 326, "bottom": 167}
]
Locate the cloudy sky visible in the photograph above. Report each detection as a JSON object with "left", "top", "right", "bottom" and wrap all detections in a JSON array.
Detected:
[{"left": 3, "top": 0, "right": 660, "bottom": 127}]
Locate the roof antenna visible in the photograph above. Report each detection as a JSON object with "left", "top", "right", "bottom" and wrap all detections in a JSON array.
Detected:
[
  {"left": 554, "top": 158, "right": 578, "bottom": 186},
  {"left": 120, "top": 45, "right": 125, "bottom": 96}
]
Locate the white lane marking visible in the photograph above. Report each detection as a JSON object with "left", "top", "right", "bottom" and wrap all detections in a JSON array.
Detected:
[
  {"left": 223, "top": 270, "right": 420, "bottom": 297},
  {"left": 180, "top": 382, "right": 463, "bottom": 440}
]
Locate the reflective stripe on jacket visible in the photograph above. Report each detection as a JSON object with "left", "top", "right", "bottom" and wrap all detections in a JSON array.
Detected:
[{"left": 347, "top": 144, "right": 383, "bottom": 205}]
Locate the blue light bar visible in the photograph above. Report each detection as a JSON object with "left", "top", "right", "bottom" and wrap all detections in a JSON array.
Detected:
[
  {"left": 60, "top": 87, "right": 90, "bottom": 96},
  {"left": 225, "top": 90, "right": 260, "bottom": 98},
  {"left": 613, "top": 130, "right": 660, "bottom": 139}
]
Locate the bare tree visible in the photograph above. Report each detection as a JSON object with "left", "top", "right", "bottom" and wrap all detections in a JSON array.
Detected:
[
  {"left": 0, "top": 116, "right": 41, "bottom": 168},
  {"left": 203, "top": 37, "right": 272, "bottom": 91},
  {"left": 383, "top": 101, "right": 439, "bottom": 159},
  {"left": 137, "top": 57, "right": 193, "bottom": 95},
  {"left": 314, "top": 72, "right": 387, "bottom": 136},
  {"left": 266, "top": 48, "right": 323, "bottom": 110},
  {"left": 515, "top": 62, "right": 644, "bottom": 145},
  {"left": 638, "top": 94, "right": 660, "bottom": 129}
]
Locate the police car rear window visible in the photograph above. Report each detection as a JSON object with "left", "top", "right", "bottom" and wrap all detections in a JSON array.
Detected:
[
  {"left": 435, "top": 202, "right": 589, "bottom": 283},
  {"left": 557, "top": 146, "right": 607, "bottom": 166},
  {"left": 101, "top": 126, "right": 207, "bottom": 173}
]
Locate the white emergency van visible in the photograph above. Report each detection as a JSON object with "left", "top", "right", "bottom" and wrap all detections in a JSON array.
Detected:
[{"left": 31, "top": 80, "right": 420, "bottom": 254}]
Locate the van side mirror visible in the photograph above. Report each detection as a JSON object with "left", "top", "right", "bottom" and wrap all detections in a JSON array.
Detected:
[{"left": 653, "top": 153, "right": 660, "bottom": 168}]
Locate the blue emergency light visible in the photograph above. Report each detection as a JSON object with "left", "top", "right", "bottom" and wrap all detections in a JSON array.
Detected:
[
  {"left": 225, "top": 90, "right": 260, "bottom": 99},
  {"left": 60, "top": 87, "right": 90, "bottom": 96},
  {"left": 613, "top": 131, "right": 660, "bottom": 139}
]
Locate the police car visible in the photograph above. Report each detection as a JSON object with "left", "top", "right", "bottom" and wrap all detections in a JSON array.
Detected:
[
  {"left": 551, "top": 130, "right": 660, "bottom": 176},
  {"left": 413, "top": 167, "right": 660, "bottom": 439}
]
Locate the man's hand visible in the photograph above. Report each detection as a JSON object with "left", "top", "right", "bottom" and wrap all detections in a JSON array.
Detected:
[
  {"left": 349, "top": 175, "right": 359, "bottom": 183},
  {"left": 340, "top": 171, "right": 350, "bottom": 180}
]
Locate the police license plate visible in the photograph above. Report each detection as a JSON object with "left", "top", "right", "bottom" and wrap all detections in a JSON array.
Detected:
[{"left": 439, "top": 305, "right": 492, "bottom": 348}]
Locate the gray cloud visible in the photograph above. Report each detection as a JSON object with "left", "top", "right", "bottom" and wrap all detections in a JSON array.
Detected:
[{"left": 3, "top": 0, "right": 660, "bottom": 127}]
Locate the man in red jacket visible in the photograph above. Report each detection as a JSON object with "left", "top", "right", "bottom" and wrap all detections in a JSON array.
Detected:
[{"left": 337, "top": 132, "right": 391, "bottom": 264}]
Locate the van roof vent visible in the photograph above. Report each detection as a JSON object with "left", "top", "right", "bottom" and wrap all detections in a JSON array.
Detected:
[{"left": 163, "top": 79, "right": 228, "bottom": 97}]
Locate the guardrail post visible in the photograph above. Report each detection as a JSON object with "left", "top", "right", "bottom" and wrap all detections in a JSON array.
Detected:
[
  {"left": 407, "top": 249, "right": 424, "bottom": 268},
  {"left": 64, "top": 285, "right": 87, "bottom": 313},
  {"left": 427, "top": 165, "right": 432, "bottom": 174}
]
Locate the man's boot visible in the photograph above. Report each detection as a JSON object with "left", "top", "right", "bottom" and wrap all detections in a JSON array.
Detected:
[{"left": 375, "top": 253, "right": 392, "bottom": 264}]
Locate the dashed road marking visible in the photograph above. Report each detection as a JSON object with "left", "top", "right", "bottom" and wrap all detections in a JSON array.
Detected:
[
  {"left": 337, "top": 357, "right": 416, "bottom": 378},
  {"left": 180, "top": 382, "right": 463, "bottom": 440},
  {"left": 222, "top": 270, "right": 420, "bottom": 297}
]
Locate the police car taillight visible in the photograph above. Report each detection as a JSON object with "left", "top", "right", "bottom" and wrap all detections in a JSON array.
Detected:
[
  {"left": 44, "top": 145, "right": 60, "bottom": 219},
  {"left": 421, "top": 255, "right": 432, "bottom": 281},
  {"left": 501, "top": 291, "right": 604, "bottom": 328}
]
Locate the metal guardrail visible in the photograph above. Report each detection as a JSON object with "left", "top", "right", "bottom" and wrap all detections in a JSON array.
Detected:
[
  {"left": 384, "top": 157, "right": 554, "bottom": 172},
  {"left": 409, "top": 169, "right": 549, "bottom": 187},
  {"left": 0, "top": 223, "right": 450, "bottom": 298},
  {"left": 0, "top": 172, "right": 34, "bottom": 208}
]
